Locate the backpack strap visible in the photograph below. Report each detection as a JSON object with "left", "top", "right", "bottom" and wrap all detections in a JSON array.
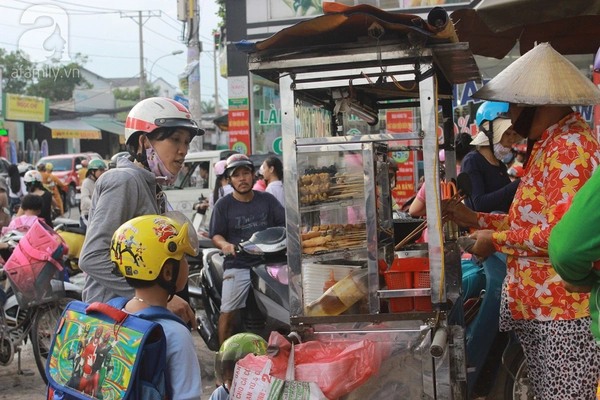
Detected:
[
  {"left": 18, "top": 233, "right": 64, "bottom": 271},
  {"left": 107, "top": 297, "right": 188, "bottom": 328}
]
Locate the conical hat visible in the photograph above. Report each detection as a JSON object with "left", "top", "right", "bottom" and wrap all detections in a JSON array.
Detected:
[{"left": 473, "top": 43, "right": 600, "bottom": 106}]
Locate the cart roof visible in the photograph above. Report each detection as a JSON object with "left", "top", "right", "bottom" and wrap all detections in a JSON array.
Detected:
[{"left": 239, "top": 4, "right": 481, "bottom": 88}]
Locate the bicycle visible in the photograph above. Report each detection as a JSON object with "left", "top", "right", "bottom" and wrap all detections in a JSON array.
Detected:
[{"left": 0, "top": 267, "right": 81, "bottom": 384}]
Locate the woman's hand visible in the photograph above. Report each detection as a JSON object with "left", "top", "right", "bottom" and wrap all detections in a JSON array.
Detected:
[
  {"left": 468, "top": 230, "right": 497, "bottom": 258},
  {"left": 167, "top": 295, "right": 198, "bottom": 330},
  {"left": 441, "top": 199, "right": 478, "bottom": 228}
]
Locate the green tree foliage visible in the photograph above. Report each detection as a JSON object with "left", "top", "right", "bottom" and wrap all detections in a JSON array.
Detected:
[
  {"left": 113, "top": 84, "right": 160, "bottom": 101},
  {"left": 0, "top": 49, "right": 35, "bottom": 94},
  {"left": 0, "top": 49, "right": 90, "bottom": 101},
  {"left": 27, "top": 54, "right": 91, "bottom": 101},
  {"left": 216, "top": 0, "right": 225, "bottom": 26},
  {"left": 202, "top": 99, "right": 215, "bottom": 113}
]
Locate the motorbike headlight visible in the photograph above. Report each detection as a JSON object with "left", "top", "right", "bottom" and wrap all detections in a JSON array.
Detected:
[{"left": 242, "top": 243, "right": 264, "bottom": 255}]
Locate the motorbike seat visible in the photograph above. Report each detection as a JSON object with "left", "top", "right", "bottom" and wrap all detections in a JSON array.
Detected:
[{"left": 62, "top": 226, "right": 86, "bottom": 235}]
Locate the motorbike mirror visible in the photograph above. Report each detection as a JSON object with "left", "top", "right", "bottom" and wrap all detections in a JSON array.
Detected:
[{"left": 457, "top": 172, "right": 472, "bottom": 199}]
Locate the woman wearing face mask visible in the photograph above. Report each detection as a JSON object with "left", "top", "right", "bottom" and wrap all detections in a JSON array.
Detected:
[
  {"left": 460, "top": 101, "right": 521, "bottom": 213},
  {"left": 79, "top": 97, "right": 203, "bottom": 327}
]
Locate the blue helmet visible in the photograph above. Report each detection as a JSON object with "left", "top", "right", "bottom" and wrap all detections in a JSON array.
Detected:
[{"left": 475, "top": 101, "right": 509, "bottom": 127}]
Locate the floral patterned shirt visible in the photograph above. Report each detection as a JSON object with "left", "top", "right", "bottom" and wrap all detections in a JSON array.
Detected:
[{"left": 477, "top": 112, "right": 600, "bottom": 321}]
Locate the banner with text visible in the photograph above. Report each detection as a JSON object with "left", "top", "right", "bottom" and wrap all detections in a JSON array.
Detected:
[
  {"left": 387, "top": 109, "right": 416, "bottom": 207},
  {"left": 228, "top": 76, "right": 251, "bottom": 154},
  {"left": 3, "top": 93, "right": 49, "bottom": 122}
]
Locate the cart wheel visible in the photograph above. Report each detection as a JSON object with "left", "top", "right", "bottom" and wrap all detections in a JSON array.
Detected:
[{"left": 503, "top": 348, "right": 534, "bottom": 400}]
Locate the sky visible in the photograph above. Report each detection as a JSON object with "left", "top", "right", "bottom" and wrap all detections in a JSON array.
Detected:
[{"left": 0, "top": 0, "right": 227, "bottom": 108}]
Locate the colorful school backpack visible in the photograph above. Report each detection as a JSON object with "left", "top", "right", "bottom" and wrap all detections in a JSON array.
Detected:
[
  {"left": 3, "top": 219, "right": 67, "bottom": 308},
  {"left": 46, "top": 298, "right": 187, "bottom": 400}
]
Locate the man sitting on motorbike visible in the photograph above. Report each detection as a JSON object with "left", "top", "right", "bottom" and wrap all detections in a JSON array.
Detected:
[{"left": 209, "top": 154, "right": 285, "bottom": 345}]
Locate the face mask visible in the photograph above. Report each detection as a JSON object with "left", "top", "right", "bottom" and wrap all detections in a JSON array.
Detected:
[
  {"left": 493, "top": 143, "right": 512, "bottom": 161},
  {"left": 146, "top": 143, "right": 178, "bottom": 186}
]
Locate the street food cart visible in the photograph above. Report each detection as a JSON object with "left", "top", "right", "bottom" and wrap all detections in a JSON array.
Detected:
[{"left": 243, "top": 5, "right": 481, "bottom": 399}]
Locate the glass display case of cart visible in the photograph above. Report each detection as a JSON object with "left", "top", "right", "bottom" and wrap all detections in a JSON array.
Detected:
[{"left": 294, "top": 143, "right": 394, "bottom": 318}]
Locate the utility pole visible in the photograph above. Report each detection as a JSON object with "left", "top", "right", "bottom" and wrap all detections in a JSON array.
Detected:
[
  {"left": 187, "top": 0, "right": 202, "bottom": 147},
  {"left": 214, "top": 31, "right": 221, "bottom": 116},
  {"left": 120, "top": 10, "right": 161, "bottom": 100}
]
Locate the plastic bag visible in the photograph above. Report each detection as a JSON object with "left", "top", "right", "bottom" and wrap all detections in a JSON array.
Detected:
[
  {"left": 238, "top": 332, "right": 383, "bottom": 399},
  {"left": 230, "top": 345, "right": 327, "bottom": 400}
]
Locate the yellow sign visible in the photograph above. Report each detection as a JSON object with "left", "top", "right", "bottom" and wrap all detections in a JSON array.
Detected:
[
  {"left": 4, "top": 94, "right": 49, "bottom": 122},
  {"left": 51, "top": 130, "right": 102, "bottom": 139}
]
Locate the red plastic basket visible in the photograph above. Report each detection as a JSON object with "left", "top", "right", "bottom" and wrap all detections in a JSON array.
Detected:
[
  {"left": 384, "top": 271, "right": 413, "bottom": 312},
  {"left": 386, "top": 257, "right": 431, "bottom": 312},
  {"left": 414, "top": 271, "right": 432, "bottom": 312}
]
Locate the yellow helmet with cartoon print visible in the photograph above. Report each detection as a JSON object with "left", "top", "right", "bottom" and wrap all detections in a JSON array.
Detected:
[{"left": 110, "top": 213, "right": 198, "bottom": 281}]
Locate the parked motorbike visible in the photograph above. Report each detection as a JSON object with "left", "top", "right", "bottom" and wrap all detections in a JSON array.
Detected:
[
  {"left": 0, "top": 232, "right": 82, "bottom": 384},
  {"left": 194, "top": 226, "right": 289, "bottom": 351},
  {"left": 54, "top": 218, "right": 85, "bottom": 276}
]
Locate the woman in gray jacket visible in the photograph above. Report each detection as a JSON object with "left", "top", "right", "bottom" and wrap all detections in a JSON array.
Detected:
[{"left": 79, "top": 97, "right": 203, "bottom": 326}]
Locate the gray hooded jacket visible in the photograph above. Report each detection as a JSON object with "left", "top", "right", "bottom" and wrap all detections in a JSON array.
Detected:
[{"left": 79, "top": 157, "right": 159, "bottom": 303}]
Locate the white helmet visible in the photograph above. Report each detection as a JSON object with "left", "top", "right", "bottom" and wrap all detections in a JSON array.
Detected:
[
  {"left": 24, "top": 170, "right": 43, "bottom": 183},
  {"left": 124, "top": 97, "right": 204, "bottom": 144}
]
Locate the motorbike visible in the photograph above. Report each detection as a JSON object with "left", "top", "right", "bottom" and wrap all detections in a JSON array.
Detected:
[
  {"left": 193, "top": 226, "right": 290, "bottom": 351},
  {"left": 0, "top": 231, "right": 82, "bottom": 384},
  {"left": 191, "top": 194, "right": 214, "bottom": 249},
  {"left": 54, "top": 218, "right": 86, "bottom": 276}
]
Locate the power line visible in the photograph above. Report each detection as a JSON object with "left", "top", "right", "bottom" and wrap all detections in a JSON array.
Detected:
[
  {"left": 155, "top": 16, "right": 183, "bottom": 33},
  {"left": 145, "top": 25, "right": 183, "bottom": 45},
  {"left": 0, "top": 21, "right": 140, "bottom": 43},
  {"left": 46, "top": 0, "right": 154, "bottom": 13},
  {"left": 9, "top": 0, "right": 116, "bottom": 15}
]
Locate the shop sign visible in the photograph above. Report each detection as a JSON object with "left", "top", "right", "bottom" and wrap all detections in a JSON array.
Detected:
[
  {"left": 259, "top": 104, "right": 281, "bottom": 125},
  {"left": 3, "top": 93, "right": 49, "bottom": 122},
  {"left": 228, "top": 76, "right": 251, "bottom": 154},
  {"left": 51, "top": 129, "right": 101, "bottom": 139},
  {"left": 228, "top": 107, "right": 250, "bottom": 154},
  {"left": 272, "top": 137, "right": 282, "bottom": 155},
  {"left": 387, "top": 109, "right": 416, "bottom": 206}
]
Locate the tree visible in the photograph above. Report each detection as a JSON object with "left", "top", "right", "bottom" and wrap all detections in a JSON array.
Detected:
[
  {"left": 26, "top": 53, "right": 91, "bottom": 101},
  {"left": 113, "top": 84, "right": 160, "bottom": 101},
  {"left": 216, "top": 0, "right": 225, "bottom": 26},
  {"left": 202, "top": 99, "right": 215, "bottom": 114},
  {"left": 0, "top": 49, "right": 35, "bottom": 95}
]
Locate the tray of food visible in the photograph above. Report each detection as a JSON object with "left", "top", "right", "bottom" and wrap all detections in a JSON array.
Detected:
[
  {"left": 299, "top": 167, "right": 364, "bottom": 206},
  {"left": 301, "top": 222, "right": 366, "bottom": 255}
]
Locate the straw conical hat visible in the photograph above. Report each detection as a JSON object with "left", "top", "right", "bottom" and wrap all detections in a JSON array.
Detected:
[{"left": 473, "top": 43, "right": 600, "bottom": 106}]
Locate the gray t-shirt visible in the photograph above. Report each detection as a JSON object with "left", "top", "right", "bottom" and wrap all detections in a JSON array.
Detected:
[
  {"left": 79, "top": 158, "right": 159, "bottom": 303},
  {"left": 209, "top": 191, "right": 285, "bottom": 270}
]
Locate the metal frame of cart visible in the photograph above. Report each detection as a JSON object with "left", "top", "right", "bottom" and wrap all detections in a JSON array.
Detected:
[{"left": 248, "top": 40, "right": 480, "bottom": 399}]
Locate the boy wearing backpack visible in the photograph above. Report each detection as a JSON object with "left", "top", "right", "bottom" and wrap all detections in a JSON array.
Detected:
[{"left": 110, "top": 214, "right": 203, "bottom": 399}]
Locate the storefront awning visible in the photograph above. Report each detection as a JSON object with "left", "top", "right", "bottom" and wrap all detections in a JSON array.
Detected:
[
  {"left": 80, "top": 118, "right": 125, "bottom": 136},
  {"left": 42, "top": 119, "right": 102, "bottom": 140},
  {"left": 213, "top": 113, "right": 228, "bottom": 131}
]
